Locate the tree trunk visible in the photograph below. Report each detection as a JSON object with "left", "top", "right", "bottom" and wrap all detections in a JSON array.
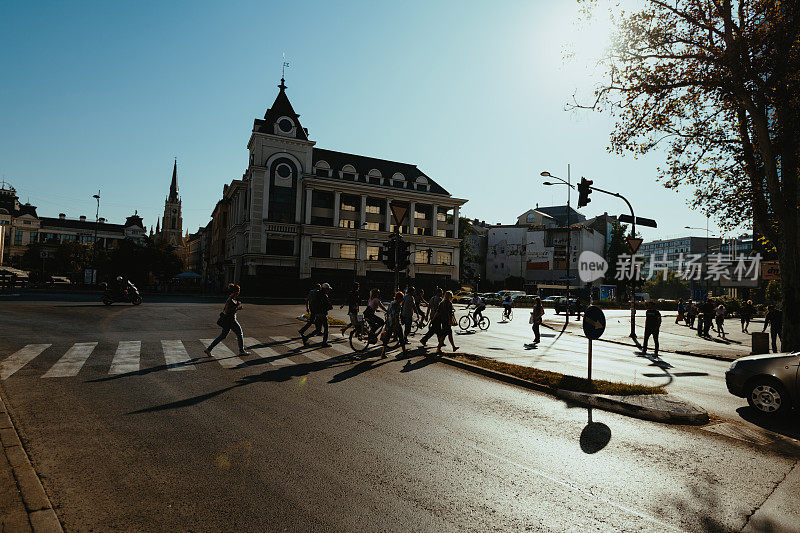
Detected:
[{"left": 779, "top": 244, "right": 800, "bottom": 352}]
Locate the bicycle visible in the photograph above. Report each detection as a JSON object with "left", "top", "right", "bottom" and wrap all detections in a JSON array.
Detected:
[
  {"left": 349, "top": 313, "right": 402, "bottom": 352},
  {"left": 458, "top": 312, "right": 490, "bottom": 331}
]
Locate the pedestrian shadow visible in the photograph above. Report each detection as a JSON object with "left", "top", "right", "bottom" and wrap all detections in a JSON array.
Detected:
[
  {"left": 455, "top": 330, "right": 477, "bottom": 336},
  {"left": 399, "top": 355, "right": 438, "bottom": 373},
  {"left": 86, "top": 357, "right": 211, "bottom": 382},
  {"left": 329, "top": 355, "right": 391, "bottom": 383}
]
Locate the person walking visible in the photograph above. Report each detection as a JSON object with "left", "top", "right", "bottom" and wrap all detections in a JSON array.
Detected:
[
  {"left": 675, "top": 298, "right": 685, "bottom": 324},
  {"left": 299, "top": 283, "right": 321, "bottom": 337},
  {"left": 763, "top": 304, "right": 783, "bottom": 353},
  {"left": 686, "top": 300, "right": 696, "bottom": 329},
  {"left": 702, "top": 299, "right": 715, "bottom": 336},
  {"left": 340, "top": 282, "right": 360, "bottom": 336},
  {"left": 530, "top": 296, "right": 544, "bottom": 344},
  {"left": 364, "top": 288, "right": 386, "bottom": 339},
  {"left": 414, "top": 288, "right": 428, "bottom": 326},
  {"left": 304, "top": 283, "right": 332, "bottom": 346},
  {"left": 502, "top": 294, "right": 513, "bottom": 321},
  {"left": 642, "top": 301, "right": 662, "bottom": 357},
  {"left": 420, "top": 287, "right": 443, "bottom": 346},
  {"left": 400, "top": 286, "right": 417, "bottom": 338},
  {"left": 204, "top": 283, "right": 249, "bottom": 357},
  {"left": 432, "top": 290, "right": 458, "bottom": 355},
  {"left": 382, "top": 291, "right": 407, "bottom": 358},
  {"left": 715, "top": 302, "right": 726, "bottom": 338},
  {"left": 741, "top": 300, "right": 755, "bottom": 333}
]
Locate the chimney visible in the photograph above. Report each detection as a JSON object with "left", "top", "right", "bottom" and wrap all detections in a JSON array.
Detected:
[
  {"left": 79, "top": 215, "right": 86, "bottom": 222},
  {"left": 58, "top": 213, "right": 66, "bottom": 219},
  {"left": 99, "top": 217, "right": 106, "bottom": 223}
]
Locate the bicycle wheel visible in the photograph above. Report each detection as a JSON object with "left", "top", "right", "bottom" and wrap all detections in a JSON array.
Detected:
[
  {"left": 408, "top": 320, "right": 419, "bottom": 336},
  {"left": 350, "top": 328, "right": 371, "bottom": 352},
  {"left": 478, "top": 316, "right": 491, "bottom": 331},
  {"left": 458, "top": 315, "right": 472, "bottom": 330}
]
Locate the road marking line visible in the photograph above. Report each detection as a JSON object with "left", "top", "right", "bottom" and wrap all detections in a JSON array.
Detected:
[
  {"left": 109, "top": 341, "right": 140, "bottom": 375},
  {"left": 42, "top": 342, "right": 97, "bottom": 378},
  {"left": 199, "top": 339, "right": 246, "bottom": 369},
  {"left": 269, "top": 336, "right": 306, "bottom": 366},
  {"left": 161, "top": 340, "right": 195, "bottom": 371},
  {"left": 1, "top": 344, "right": 51, "bottom": 380},
  {"left": 326, "top": 342, "right": 351, "bottom": 355},
  {"left": 243, "top": 337, "right": 281, "bottom": 361}
]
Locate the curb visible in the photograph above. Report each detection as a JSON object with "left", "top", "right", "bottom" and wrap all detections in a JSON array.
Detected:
[
  {"left": 555, "top": 389, "right": 709, "bottom": 425},
  {"left": 438, "top": 355, "right": 709, "bottom": 425},
  {"left": 0, "top": 394, "right": 62, "bottom": 533}
]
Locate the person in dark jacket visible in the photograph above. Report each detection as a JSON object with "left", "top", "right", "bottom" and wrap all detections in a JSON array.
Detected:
[
  {"left": 299, "top": 283, "right": 321, "bottom": 337},
  {"left": 702, "top": 299, "right": 716, "bottom": 336},
  {"left": 304, "top": 283, "right": 333, "bottom": 346},
  {"left": 530, "top": 297, "right": 544, "bottom": 344},
  {"left": 762, "top": 305, "right": 783, "bottom": 353},
  {"left": 420, "top": 287, "right": 443, "bottom": 346},
  {"left": 642, "top": 301, "right": 662, "bottom": 356},
  {"left": 340, "top": 282, "right": 360, "bottom": 336},
  {"left": 741, "top": 300, "right": 755, "bottom": 333}
]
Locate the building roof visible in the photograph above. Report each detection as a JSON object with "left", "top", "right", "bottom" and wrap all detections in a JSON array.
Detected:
[
  {"left": 168, "top": 159, "right": 179, "bottom": 203},
  {"left": 39, "top": 216, "right": 144, "bottom": 232},
  {"left": 312, "top": 148, "right": 450, "bottom": 195},
  {"left": 252, "top": 80, "right": 309, "bottom": 141}
]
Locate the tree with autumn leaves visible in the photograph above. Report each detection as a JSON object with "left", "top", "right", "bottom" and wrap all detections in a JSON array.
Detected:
[{"left": 581, "top": 0, "right": 799, "bottom": 350}]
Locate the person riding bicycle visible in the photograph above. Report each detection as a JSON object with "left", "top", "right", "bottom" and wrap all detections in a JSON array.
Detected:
[
  {"left": 364, "top": 288, "right": 386, "bottom": 340},
  {"left": 501, "top": 294, "right": 513, "bottom": 319},
  {"left": 465, "top": 294, "right": 486, "bottom": 327}
]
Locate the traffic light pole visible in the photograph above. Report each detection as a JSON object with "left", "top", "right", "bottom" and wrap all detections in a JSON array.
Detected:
[
  {"left": 393, "top": 228, "right": 400, "bottom": 294},
  {"left": 583, "top": 184, "right": 638, "bottom": 338}
]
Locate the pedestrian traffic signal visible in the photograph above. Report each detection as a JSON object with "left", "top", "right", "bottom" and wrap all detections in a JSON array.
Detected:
[
  {"left": 577, "top": 177, "right": 593, "bottom": 208},
  {"left": 380, "top": 241, "right": 396, "bottom": 270},
  {"left": 396, "top": 239, "right": 411, "bottom": 271}
]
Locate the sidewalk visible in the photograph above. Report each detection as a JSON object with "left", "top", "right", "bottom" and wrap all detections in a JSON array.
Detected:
[{"left": 542, "top": 312, "right": 758, "bottom": 360}]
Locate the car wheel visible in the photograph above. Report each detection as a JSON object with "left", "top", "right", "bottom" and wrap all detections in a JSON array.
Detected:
[{"left": 746, "top": 379, "right": 791, "bottom": 417}]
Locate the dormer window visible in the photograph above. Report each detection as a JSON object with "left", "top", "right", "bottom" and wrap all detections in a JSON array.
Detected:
[
  {"left": 391, "top": 172, "right": 405, "bottom": 188},
  {"left": 367, "top": 169, "right": 382, "bottom": 185},
  {"left": 341, "top": 164, "right": 357, "bottom": 181},
  {"left": 415, "top": 176, "right": 429, "bottom": 192},
  {"left": 314, "top": 160, "right": 331, "bottom": 178}
]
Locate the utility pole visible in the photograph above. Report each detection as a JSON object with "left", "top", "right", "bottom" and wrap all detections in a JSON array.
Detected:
[
  {"left": 393, "top": 228, "right": 399, "bottom": 294},
  {"left": 566, "top": 164, "right": 571, "bottom": 325},
  {"left": 92, "top": 191, "right": 101, "bottom": 285}
]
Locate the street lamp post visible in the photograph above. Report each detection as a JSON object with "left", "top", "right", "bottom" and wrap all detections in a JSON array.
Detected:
[
  {"left": 541, "top": 166, "right": 573, "bottom": 325},
  {"left": 92, "top": 191, "right": 100, "bottom": 285},
  {"left": 353, "top": 221, "right": 367, "bottom": 282}
]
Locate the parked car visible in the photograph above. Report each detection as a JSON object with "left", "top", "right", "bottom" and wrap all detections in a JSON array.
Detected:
[
  {"left": 554, "top": 297, "right": 585, "bottom": 315},
  {"left": 725, "top": 351, "right": 799, "bottom": 417},
  {"left": 542, "top": 296, "right": 561, "bottom": 304},
  {"left": 453, "top": 291, "right": 474, "bottom": 304},
  {"left": 497, "top": 290, "right": 526, "bottom": 300}
]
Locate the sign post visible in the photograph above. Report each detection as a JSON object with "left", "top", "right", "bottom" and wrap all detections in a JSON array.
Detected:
[
  {"left": 389, "top": 202, "right": 409, "bottom": 293},
  {"left": 582, "top": 306, "right": 606, "bottom": 383}
]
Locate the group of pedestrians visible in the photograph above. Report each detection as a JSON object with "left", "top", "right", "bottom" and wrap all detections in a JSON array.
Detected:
[{"left": 675, "top": 297, "right": 729, "bottom": 338}]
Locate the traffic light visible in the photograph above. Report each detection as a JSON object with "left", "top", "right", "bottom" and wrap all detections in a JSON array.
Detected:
[
  {"left": 380, "top": 240, "right": 396, "bottom": 270},
  {"left": 396, "top": 239, "right": 411, "bottom": 271},
  {"left": 577, "top": 177, "right": 593, "bottom": 208}
]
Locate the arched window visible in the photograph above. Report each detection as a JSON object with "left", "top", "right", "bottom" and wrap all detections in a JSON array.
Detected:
[
  {"left": 391, "top": 172, "right": 405, "bottom": 189},
  {"left": 341, "top": 164, "right": 357, "bottom": 181},
  {"left": 367, "top": 169, "right": 382, "bottom": 185},
  {"left": 314, "top": 160, "right": 331, "bottom": 178},
  {"left": 415, "top": 176, "right": 429, "bottom": 192}
]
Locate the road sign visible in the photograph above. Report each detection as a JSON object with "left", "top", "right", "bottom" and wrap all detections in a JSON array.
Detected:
[
  {"left": 762, "top": 261, "right": 781, "bottom": 280},
  {"left": 389, "top": 202, "right": 408, "bottom": 226},
  {"left": 627, "top": 237, "right": 643, "bottom": 254},
  {"left": 618, "top": 214, "right": 658, "bottom": 228},
  {"left": 582, "top": 306, "right": 606, "bottom": 340}
]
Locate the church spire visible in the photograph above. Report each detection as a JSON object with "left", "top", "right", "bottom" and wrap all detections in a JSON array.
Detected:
[{"left": 168, "top": 158, "right": 179, "bottom": 203}]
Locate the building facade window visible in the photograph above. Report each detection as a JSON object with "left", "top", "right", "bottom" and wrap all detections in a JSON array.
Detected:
[
  {"left": 265, "top": 238, "right": 293, "bottom": 256},
  {"left": 414, "top": 250, "right": 429, "bottom": 264},
  {"left": 311, "top": 242, "right": 331, "bottom": 258},
  {"left": 366, "top": 245, "right": 380, "bottom": 261},
  {"left": 437, "top": 212, "right": 447, "bottom": 222},
  {"left": 436, "top": 229, "right": 446, "bottom": 238},
  {"left": 437, "top": 251, "right": 452, "bottom": 265},
  {"left": 311, "top": 216, "right": 333, "bottom": 226},
  {"left": 14, "top": 230, "right": 22, "bottom": 245},
  {"left": 339, "top": 219, "right": 357, "bottom": 229},
  {"left": 339, "top": 244, "right": 356, "bottom": 259},
  {"left": 365, "top": 222, "right": 380, "bottom": 231}
]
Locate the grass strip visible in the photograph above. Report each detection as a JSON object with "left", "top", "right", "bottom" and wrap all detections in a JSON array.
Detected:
[
  {"left": 300, "top": 313, "right": 348, "bottom": 326},
  {"left": 452, "top": 353, "right": 665, "bottom": 396}
]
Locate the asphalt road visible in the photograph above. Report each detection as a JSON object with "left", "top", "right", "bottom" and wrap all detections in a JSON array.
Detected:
[{"left": 1, "top": 296, "right": 798, "bottom": 531}]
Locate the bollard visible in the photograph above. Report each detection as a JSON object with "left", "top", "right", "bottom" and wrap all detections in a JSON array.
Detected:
[{"left": 751, "top": 331, "right": 769, "bottom": 355}]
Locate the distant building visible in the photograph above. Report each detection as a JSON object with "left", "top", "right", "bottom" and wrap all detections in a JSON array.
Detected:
[
  {"left": 639, "top": 236, "right": 723, "bottom": 274},
  {"left": 463, "top": 219, "right": 489, "bottom": 284},
  {"left": 0, "top": 181, "right": 39, "bottom": 265},
  {"left": 154, "top": 160, "right": 187, "bottom": 257},
  {"left": 213, "top": 78, "right": 467, "bottom": 295}
]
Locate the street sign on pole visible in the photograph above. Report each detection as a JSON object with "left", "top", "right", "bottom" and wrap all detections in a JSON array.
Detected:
[
  {"left": 582, "top": 306, "right": 606, "bottom": 384},
  {"left": 618, "top": 214, "right": 658, "bottom": 228},
  {"left": 389, "top": 202, "right": 408, "bottom": 226},
  {"left": 626, "top": 237, "right": 643, "bottom": 254}
]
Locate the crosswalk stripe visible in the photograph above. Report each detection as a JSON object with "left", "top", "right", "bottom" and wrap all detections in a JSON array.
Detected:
[
  {"left": 162, "top": 340, "right": 195, "bottom": 371},
  {"left": 199, "top": 339, "right": 246, "bottom": 369},
  {"left": 326, "top": 342, "right": 351, "bottom": 355},
  {"left": 1, "top": 344, "right": 51, "bottom": 380},
  {"left": 269, "top": 336, "right": 309, "bottom": 366},
  {"left": 243, "top": 337, "right": 281, "bottom": 361},
  {"left": 43, "top": 342, "right": 97, "bottom": 378},
  {"left": 109, "top": 341, "right": 140, "bottom": 375}
]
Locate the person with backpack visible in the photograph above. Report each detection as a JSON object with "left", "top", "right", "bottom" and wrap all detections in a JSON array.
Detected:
[
  {"left": 641, "top": 301, "right": 662, "bottom": 357},
  {"left": 530, "top": 296, "right": 544, "bottom": 344},
  {"left": 382, "top": 291, "right": 407, "bottom": 358},
  {"left": 204, "top": 284, "right": 249, "bottom": 357},
  {"left": 420, "top": 287, "right": 443, "bottom": 346}
]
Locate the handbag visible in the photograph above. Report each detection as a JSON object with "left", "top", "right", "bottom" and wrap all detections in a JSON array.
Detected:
[
  {"left": 529, "top": 312, "right": 535, "bottom": 324},
  {"left": 450, "top": 313, "right": 457, "bottom": 326},
  {"left": 217, "top": 312, "right": 231, "bottom": 328}
]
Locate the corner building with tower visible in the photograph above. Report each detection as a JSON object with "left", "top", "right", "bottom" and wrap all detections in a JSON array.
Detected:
[{"left": 215, "top": 79, "right": 467, "bottom": 294}]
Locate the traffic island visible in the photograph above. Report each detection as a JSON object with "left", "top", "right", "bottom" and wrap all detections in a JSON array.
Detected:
[{"left": 439, "top": 353, "right": 709, "bottom": 425}]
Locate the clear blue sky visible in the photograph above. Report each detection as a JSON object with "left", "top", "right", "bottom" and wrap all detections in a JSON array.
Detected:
[{"left": 0, "top": 0, "right": 731, "bottom": 242}]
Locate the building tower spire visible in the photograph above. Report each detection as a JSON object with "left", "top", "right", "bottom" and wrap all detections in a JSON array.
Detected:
[{"left": 168, "top": 158, "right": 179, "bottom": 202}]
